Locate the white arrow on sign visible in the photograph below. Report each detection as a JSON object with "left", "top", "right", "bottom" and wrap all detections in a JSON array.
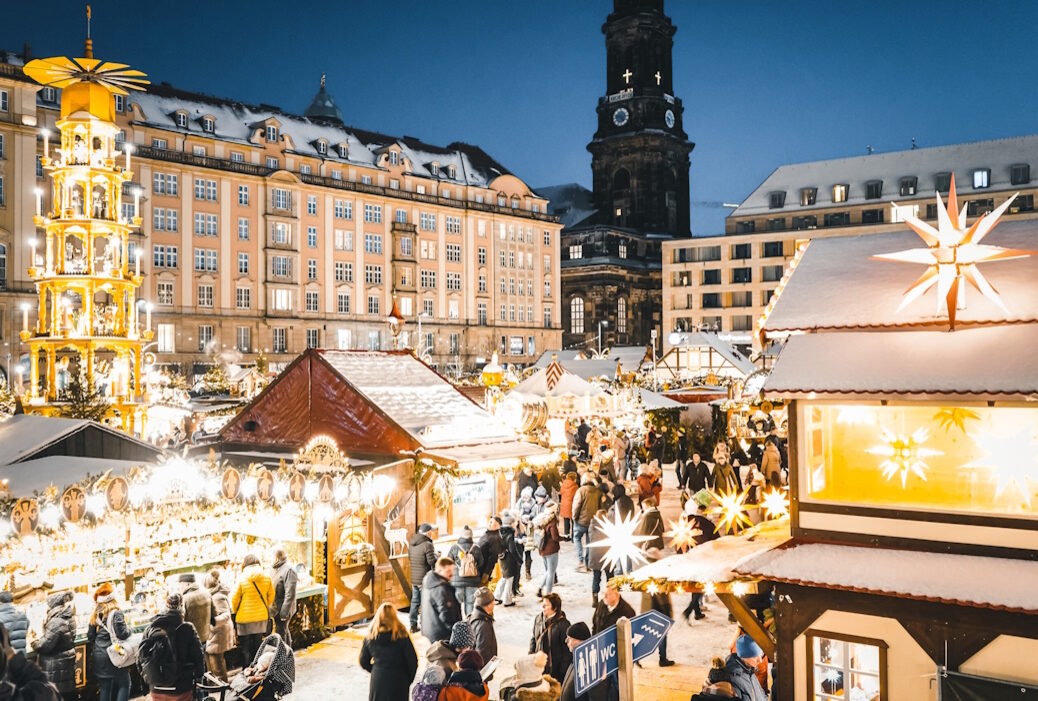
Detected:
[{"left": 632, "top": 633, "right": 643, "bottom": 648}]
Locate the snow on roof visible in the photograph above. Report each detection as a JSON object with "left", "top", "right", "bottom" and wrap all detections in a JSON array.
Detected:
[
  {"left": 317, "top": 350, "right": 516, "bottom": 448},
  {"left": 1, "top": 456, "right": 143, "bottom": 496},
  {"left": 732, "top": 134, "right": 1038, "bottom": 217},
  {"left": 660, "top": 331, "right": 756, "bottom": 377},
  {"left": 638, "top": 390, "right": 684, "bottom": 411},
  {"left": 423, "top": 440, "right": 553, "bottom": 470},
  {"left": 0, "top": 415, "right": 94, "bottom": 466},
  {"left": 607, "top": 346, "right": 650, "bottom": 365},
  {"left": 511, "top": 364, "right": 604, "bottom": 399},
  {"left": 627, "top": 520, "right": 789, "bottom": 585},
  {"left": 533, "top": 350, "right": 587, "bottom": 368},
  {"left": 736, "top": 541, "right": 1038, "bottom": 614},
  {"left": 763, "top": 326, "right": 1038, "bottom": 400},
  {"left": 536, "top": 183, "right": 597, "bottom": 229},
  {"left": 762, "top": 219, "right": 1038, "bottom": 334}
]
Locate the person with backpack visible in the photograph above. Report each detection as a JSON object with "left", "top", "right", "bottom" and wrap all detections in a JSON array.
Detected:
[
  {"left": 407, "top": 524, "right": 438, "bottom": 634},
  {"left": 30, "top": 591, "right": 76, "bottom": 696},
  {"left": 448, "top": 527, "right": 484, "bottom": 616},
  {"left": 0, "top": 621, "right": 62, "bottom": 700},
  {"left": 87, "top": 583, "right": 132, "bottom": 701},
  {"left": 0, "top": 591, "right": 28, "bottom": 655},
  {"left": 138, "top": 593, "right": 205, "bottom": 701},
  {"left": 230, "top": 553, "right": 275, "bottom": 665}
]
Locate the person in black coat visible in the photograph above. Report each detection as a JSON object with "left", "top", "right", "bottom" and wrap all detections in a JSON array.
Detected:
[
  {"left": 560, "top": 623, "right": 609, "bottom": 701},
  {"left": 30, "top": 591, "right": 76, "bottom": 695},
  {"left": 636, "top": 498, "right": 665, "bottom": 551},
  {"left": 477, "top": 519, "right": 504, "bottom": 583},
  {"left": 0, "top": 623, "right": 61, "bottom": 701},
  {"left": 0, "top": 592, "right": 28, "bottom": 655},
  {"left": 682, "top": 504, "right": 720, "bottom": 621},
  {"left": 495, "top": 513, "right": 522, "bottom": 607},
  {"left": 528, "top": 594, "right": 571, "bottom": 682},
  {"left": 142, "top": 593, "right": 205, "bottom": 696},
  {"left": 408, "top": 524, "right": 438, "bottom": 632},
  {"left": 420, "top": 558, "right": 462, "bottom": 644},
  {"left": 609, "top": 484, "right": 635, "bottom": 521},
  {"left": 592, "top": 584, "right": 635, "bottom": 636},
  {"left": 359, "top": 603, "right": 419, "bottom": 701},
  {"left": 516, "top": 466, "right": 540, "bottom": 498},
  {"left": 685, "top": 453, "right": 710, "bottom": 494}
]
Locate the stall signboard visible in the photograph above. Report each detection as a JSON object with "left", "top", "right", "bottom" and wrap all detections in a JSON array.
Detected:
[
  {"left": 74, "top": 644, "right": 87, "bottom": 688},
  {"left": 61, "top": 486, "right": 86, "bottom": 523},
  {"left": 106, "top": 477, "right": 129, "bottom": 512},
  {"left": 221, "top": 468, "right": 241, "bottom": 499},
  {"left": 452, "top": 475, "right": 495, "bottom": 531},
  {"left": 11, "top": 499, "right": 38, "bottom": 537}
]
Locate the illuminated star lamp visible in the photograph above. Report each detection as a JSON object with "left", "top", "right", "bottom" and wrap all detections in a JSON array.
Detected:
[
  {"left": 873, "top": 174, "right": 1035, "bottom": 329},
  {"left": 709, "top": 488, "right": 752, "bottom": 534},
  {"left": 760, "top": 489, "right": 789, "bottom": 520},
  {"left": 966, "top": 427, "right": 1038, "bottom": 508},
  {"left": 866, "top": 427, "right": 942, "bottom": 488},
  {"left": 663, "top": 517, "right": 698, "bottom": 551},
  {"left": 587, "top": 510, "right": 654, "bottom": 574}
]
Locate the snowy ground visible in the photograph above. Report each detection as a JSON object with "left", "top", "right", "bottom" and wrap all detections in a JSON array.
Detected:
[{"left": 289, "top": 464, "right": 738, "bottom": 700}]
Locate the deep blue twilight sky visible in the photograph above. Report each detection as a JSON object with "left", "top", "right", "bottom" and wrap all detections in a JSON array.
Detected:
[{"left": 5, "top": 1, "right": 1035, "bottom": 234}]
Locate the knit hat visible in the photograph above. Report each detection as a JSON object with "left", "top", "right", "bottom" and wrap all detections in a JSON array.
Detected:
[
  {"left": 418, "top": 523, "right": 434, "bottom": 534},
  {"left": 165, "top": 592, "right": 184, "bottom": 612},
  {"left": 178, "top": 573, "right": 196, "bottom": 584},
  {"left": 460, "top": 525, "right": 473, "bottom": 540},
  {"left": 514, "top": 652, "right": 548, "bottom": 686},
  {"left": 500, "top": 510, "right": 516, "bottom": 528},
  {"left": 566, "top": 622, "right": 591, "bottom": 641},
  {"left": 420, "top": 665, "right": 446, "bottom": 686},
  {"left": 598, "top": 482, "right": 610, "bottom": 495},
  {"left": 473, "top": 587, "right": 494, "bottom": 608},
  {"left": 457, "top": 649, "right": 485, "bottom": 672},
  {"left": 520, "top": 486, "right": 534, "bottom": 499},
  {"left": 534, "top": 486, "right": 548, "bottom": 499},
  {"left": 93, "top": 582, "right": 114, "bottom": 601},
  {"left": 449, "top": 621, "right": 474, "bottom": 651},
  {"left": 735, "top": 634, "right": 763, "bottom": 659}
]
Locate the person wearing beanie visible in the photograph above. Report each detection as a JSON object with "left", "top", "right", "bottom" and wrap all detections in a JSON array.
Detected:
[
  {"left": 88, "top": 582, "right": 131, "bottom": 701},
  {"left": 411, "top": 665, "right": 447, "bottom": 701},
  {"left": 0, "top": 623, "right": 61, "bottom": 701},
  {"left": 562, "top": 622, "right": 605, "bottom": 701},
  {"left": 724, "top": 634, "right": 767, "bottom": 701},
  {"left": 31, "top": 591, "right": 76, "bottom": 694},
  {"left": 231, "top": 553, "right": 275, "bottom": 664},
  {"left": 441, "top": 647, "right": 489, "bottom": 701},
  {"left": 500, "top": 651, "right": 561, "bottom": 701},
  {"left": 610, "top": 483, "right": 635, "bottom": 521},
  {"left": 516, "top": 487, "right": 538, "bottom": 583},
  {"left": 408, "top": 522, "right": 438, "bottom": 633},
  {"left": 0, "top": 590, "right": 29, "bottom": 654},
  {"left": 141, "top": 590, "right": 205, "bottom": 698},
  {"left": 534, "top": 501, "right": 561, "bottom": 598},
  {"left": 448, "top": 527, "right": 485, "bottom": 616},
  {"left": 204, "top": 569, "right": 234, "bottom": 682},
  {"left": 178, "top": 572, "right": 212, "bottom": 647},
  {"left": 496, "top": 510, "right": 522, "bottom": 607},
  {"left": 467, "top": 587, "right": 497, "bottom": 663}
]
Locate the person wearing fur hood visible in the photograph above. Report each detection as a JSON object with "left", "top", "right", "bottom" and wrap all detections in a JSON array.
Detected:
[
  {"left": 501, "top": 652, "right": 563, "bottom": 701},
  {"left": 204, "top": 569, "right": 235, "bottom": 681}
]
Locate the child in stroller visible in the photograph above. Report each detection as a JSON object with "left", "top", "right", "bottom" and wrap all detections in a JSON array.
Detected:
[{"left": 199, "top": 633, "right": 295, "bottom": 701}]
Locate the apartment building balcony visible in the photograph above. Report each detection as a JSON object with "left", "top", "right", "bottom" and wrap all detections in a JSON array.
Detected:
[
  {"left": 391, "top": 222, "right": 417, "bottom": 235},
  {"left": 265, "top": 201, "right": 300, "bottom": 219}
]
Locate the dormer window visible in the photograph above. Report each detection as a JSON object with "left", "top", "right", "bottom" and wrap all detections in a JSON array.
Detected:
[
  {"left": 175, "top": 112, "right": 188, "bottom": 128},
  {"left": 865, "top": 180, "right": 883, "bottom": 200},
  {"left": 430, "top": 163, "right": 440, "bottom": 176},
  {"left": 497, "top": 194, "right": 507, "bottom": 207},
  {"left": 447, "top": 165, "right": 456, "bottom": 179},
  {"left": 768, "top": 191, "right": 786, "bottom": 209},
  {"left": 114, "top": 95, "right": 125, "bottom": 113},
  {"left": 934, "top": 172, "right": 952, "bottom": 193},
  {"left": 800, "top": 187, "right": 817, "bottom": 206},
  {"left": 316, "top": 140, "right": 327, "bottom": 155},
  {"left": 40, "top": 87, "right": 56, "bottom": 103},
  {"left": 338, "top": 143, "right": 348, "bottom": 159},
  {"left": 832, "top": 183, "right": 848, "bottom": 204},
  {"left": 202, "top": 116, "right": 215, "bottom": 133},
  {"left": 972, "top": 168, "right": 990, "bottom": 189},
  {"left": 511, "top": 196, "right": 519, "bottom": 209},
  {"left": 389, "top": 151, "right": 399, "bottom": 166},
  {"left": 899, "top": 177, "right": 917, "bottom": 196},
  {"left": 266, "top": 125, "right": 278, "bottom": 143},
  {"left": 1011, "top": 163, "right": 1031, "bottom": 186}
]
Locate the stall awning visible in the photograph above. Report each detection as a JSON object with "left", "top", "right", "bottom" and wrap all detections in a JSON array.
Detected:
[
  {"left": 736, "top": 541, "right": 1038, "bottom": 614},
  {"left": 1, "top": 456, "right": 144, "bottom": 495},
  {"left": 638, "top": 390, "right": 684, "bottom": 411},
  {"left": 423, "top": 440, "right": 553, "bottom": 471}
]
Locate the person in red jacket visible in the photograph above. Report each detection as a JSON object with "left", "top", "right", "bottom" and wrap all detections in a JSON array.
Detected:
[
  {"left": 636, "top": 464, "right": 661, "bottom": 506},
  {"left": 558, "top": 472, "right": 579, "bottom": 541}
]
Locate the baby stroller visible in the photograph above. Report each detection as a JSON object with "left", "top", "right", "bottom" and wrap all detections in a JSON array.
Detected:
[{"left": 199, "top": 633, "right": 295, "bottom": 701}]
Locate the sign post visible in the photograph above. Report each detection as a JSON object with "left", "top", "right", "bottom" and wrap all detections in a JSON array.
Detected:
[
  {"left": 616, "top": 617, "right": 635, "bottom": 701},
  {"left": 573, "top": 611, "right": 674, "bottom": 697}
]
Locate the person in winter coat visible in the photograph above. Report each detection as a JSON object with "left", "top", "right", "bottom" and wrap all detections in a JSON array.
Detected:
[
  {"left": 586, "top": 506, "right": 610, "bottom": 609},
  {"left": 560, "top": 623, "right": 608, "bottom": 701},
  {"left": 270, "top": 548, "right": 298, "bottom": 647},
  {"left": 495, "top": 512, "right": 522, "bottom": 607},
  {"left": 30, "top": 591, "right": 75, "bottom": 695},
  {"left": 639, "top": 550, "right": 675, "bottom": 668},
  {"left": 535, "top": 503, "right": 561, "bottom": 597},
  {"left": 636, "top": 498, "right": 665, "bottom": 550},
  {"left": 477, "top": 519, "right": 504, "bottom": 584},
  {"left": 634, "top": 466, "right": 660, "bottom": 508},
  {"left": 517, "top": 466, "right": 540, "bottom": 499},
  {"left": 528, "top": 594, "right": 571, "bottom": 683},
  {"left": 711, "top": 459, "right": 742, "bottom": 495},
  {"left": 178, "top": 573, "right": 211, "bottom": 645},
  {"left": 680, "top": 502, "right": 720, "bottom": 622},
  {"left": 411, "top": 665, "right": 446, "bottom": 701},
  {"left": 712, "top": 442, "right": 731, "bottom": 468},
  {"left": 516, "top": 487, "right": 538, "bottom": 581},
  {"left": 426, "top": 641, "right": 458, "bottom": 676},
  {"left": 576, "top": 420, "right": 592, "bottom": 455},
  {"left": 467, "top": 588, "right": 497, "bottom": 664},
  {"left": 359, "top": 602, "right": 419, "bottom": 701},
  {"left": 685, "top": 453, "right": 710, "bottom": 494},
  {"left": 408, "top": 524, "right": 438, "bottom": 633},
  {"left": 230, "top": 553, "right": 275, "bottom": 665},
  {"left": 449, "top": 527, "right": 484, "bottom": 616},
  {"left": 558, "top": 473, "right": 578, "bottom": 539},
  {"left": 142, "top": 593, "right": 205, "bottom": 701},
  {"left": 501, "top": 652, "right": 562, "bottom": 701},
  {"left": 441, "top": 649, "right": 489, "bottom": 701},
  {"left": 87, "top": 583, "right": 131, "bottom": 701},
  {"left": 540, "top": 465, "right": 562, "bottom": 501},
  {"left": 203, "top": 570, "right": 234, "bottom": 682},
  {"left": 724, "top": 635, "right": 767, "bottom": 701},
  {"left": 610, "top": 483, "right": 636, "bottom": 521},
  {"left": 0, "top": 592, "right": 28, "bottom": 655},
  {"left": 570, "top": 474, "right": 602, "bottom": 571},
  {"left": 0, "top": 622, "right": 61, "bottom": 701},
  {"left": 592, "top": 583, "right": 635, "bottom": 636},
  {"left": 612, "top": 430, "right": 630, "bottom": 482},
  {"left": 760, "top": 441, "right": 782, "bottom": 488},
  {"left": 420, "top": 557, "right": 462, "bottom": 643}
]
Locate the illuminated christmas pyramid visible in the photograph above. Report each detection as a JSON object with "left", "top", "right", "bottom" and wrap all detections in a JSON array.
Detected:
[{"left": 20, "top": 12, "right": 151, "bottom": 433}]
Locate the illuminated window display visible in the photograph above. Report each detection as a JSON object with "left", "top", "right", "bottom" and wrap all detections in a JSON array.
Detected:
[
  {"left": 807, "top": 631, "right": 885, "bottom": 701},
  {"left": 800, "top": 403, "right": 1038, "bottom": 515}
]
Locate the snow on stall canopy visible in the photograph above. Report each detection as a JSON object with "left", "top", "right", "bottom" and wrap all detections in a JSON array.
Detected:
[
  {"left": 511, "top": 364, "right": 604, "bottom": 398},
  {"left": 736, "top": 542, "right": 1038, "bottom": 614},
  {"left": 761, "top": 219, "right": 1038, "bottom": 335}
]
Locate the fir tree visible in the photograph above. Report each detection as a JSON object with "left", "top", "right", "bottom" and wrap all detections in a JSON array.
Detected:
[
  {"left": 201, "top": 365, "right": 230, "bottom": 395},
  {"left": 0, "top": 379, "right": 15, "bottom": 419},
  {"left": 59, "top": 366, "right": 111, "bottom": 422}
]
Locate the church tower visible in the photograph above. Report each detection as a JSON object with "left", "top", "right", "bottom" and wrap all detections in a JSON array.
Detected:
[{"left": 589, "top": 0, "right": 693, "bottom": 235}]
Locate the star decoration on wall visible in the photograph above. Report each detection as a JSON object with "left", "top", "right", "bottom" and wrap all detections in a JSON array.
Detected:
[
  {"left": 866, "top": 427, "right": 942, "bottom": 488},
  {"left": 24, "top": 56, "right": 149, "bottom": 95},
  {"left": 588, "top": 510, "right": 653, "bottom": 575},
  {"left": 873, "top": 174, "right": 1034, "bottom": 329},
  {"left": 966, "top": 427, "right": 1038, "bottom": 507}
]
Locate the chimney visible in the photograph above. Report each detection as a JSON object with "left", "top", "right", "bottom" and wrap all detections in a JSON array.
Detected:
[{"left": 23, "top": 42, "right": 31, "bottom": 60}]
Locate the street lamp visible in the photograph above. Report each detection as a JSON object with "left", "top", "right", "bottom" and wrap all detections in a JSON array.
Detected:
[
  {"left": 598, "top": 320, "right": 609, "bottom": 358},
  {"left": 386, "top": 296, "right": 405, "bottom": 349}
]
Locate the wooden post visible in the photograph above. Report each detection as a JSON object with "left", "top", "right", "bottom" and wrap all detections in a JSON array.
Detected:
[
  {"left": 616, "top": 616, "right": 635, "bottom": 701},
  {"left": 717, "top": 592, "right": 777, "bottom": 659}
]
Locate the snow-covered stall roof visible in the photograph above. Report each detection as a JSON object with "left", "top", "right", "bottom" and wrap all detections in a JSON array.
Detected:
[
  {"left": 657, "top": 332, "right": 756, "bottom": 380},
  {"left": 423, "top": 440, "right": 553, "bottom": 471},
  {"left": 762, "top": 219, "right": 1038, "bottom": 335},
  {"left": 638, "top": 390, "right": 684, "bottom": 411},
  {"left": 1, "top": 456, "right": 143, "bottom": 496},
  {"left": 512, "top": 362, "right": 604, "bottom": 398},
  {"left": 0, "top": 415, "right": 160, "bottom": 467},
  {"left": 318, "top": 350, "right": 516, "bottom": 448},
  {"left": 736, "top": 541, "right": 1038, "bottom": 614},
  {"left": 763, "top": 325, "right": 1038, "bottom": 400}
]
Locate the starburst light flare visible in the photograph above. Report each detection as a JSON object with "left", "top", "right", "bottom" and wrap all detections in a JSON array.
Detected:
[
  {"left": 760, "top": 489, "right": 790, "bottom": 520},
  {"left": 866, "top": 426, "right": 942, "bottom": 488},
  {"left": 587, "top": 510, "right": 653, "bottom": 574},
  {"left": 873, "top": 174, "right": 1035, "bottom": 329},
  {"left": 709, "top": 488, "right": 752, "bottom": 534},
  {"left": 966, "top": 427, "right": 1038, "bottom": 507},
  {"left": 664, "top": 517, "right": 698, "bottom": 551}
]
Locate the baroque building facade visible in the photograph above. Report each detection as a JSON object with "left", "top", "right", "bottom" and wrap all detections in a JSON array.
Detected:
[
  {"left": 0, "top": 50, "right": 562, "bottom": 382},
  {"left": 545, "top": 0, "right": 693, "bottom": 354}
]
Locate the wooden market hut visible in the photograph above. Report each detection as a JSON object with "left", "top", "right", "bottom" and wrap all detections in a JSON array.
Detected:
[
  {"left": 735, "top": 216, "right": 1038, "bottom": 699},
  {"left": 217, "top": 348, "right": 550, "bottom": 625}
]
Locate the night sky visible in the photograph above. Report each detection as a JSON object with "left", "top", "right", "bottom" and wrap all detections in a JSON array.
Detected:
[{"left": 4, "top": 1, "right": 1035, "bottom": 234}]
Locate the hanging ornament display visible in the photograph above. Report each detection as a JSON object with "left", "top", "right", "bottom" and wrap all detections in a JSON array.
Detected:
[
  {"left": 255, "top": 468, "right": 275, "bottom": 502},
  {"left": 105, "top": 476, "right": 129, "bottom": 512},
  {"left": 317, "top": 475, "right": 335, "bottom": 503},
  {"left": 966, "top": 427, "right": 1038, "bottom": 508},
  {"left": 760, "top": 489, "right": 790, "bottom": 520},
  {"left": 10, "top": 499, "right": 38, "bottom": 537},
  {"left": 60, "top": 486, "right": 86, "bottom": 523},
  {"left": 287, "top": 472, "right": 306, "bottom": 503},
  {"left": 933, "top": 407, "right": 981, "bottom": 433},
  {"left": 221, "top": 468, "right": 241, "bottom": 500},
  {"left": 866, "top": 427, "right": 941, "bottom": 488},
  {"left": 663, "top": 517, "right": 698, "bottom": 552},
  {"left": 710, "top": 488, "right": 753, "bottom": 534},
  {"left": 587, "top": 510, "right": 654, "bottom": 574}
]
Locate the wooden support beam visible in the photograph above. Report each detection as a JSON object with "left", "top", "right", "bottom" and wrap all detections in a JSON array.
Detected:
[{"left": 717, "top": 592, "right": 777, "bottom": 659}]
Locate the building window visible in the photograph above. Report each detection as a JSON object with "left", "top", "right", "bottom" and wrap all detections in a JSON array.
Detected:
[
  {"left": 194, "top": 249, "right": 218, "bottom": 272},
  {"left": 266, "top": 125, "right": 278, "bottom": 142},
  {"left": 617, "top": 298, "right": 627, "bottom": 334},
  {"left": 445, "top": 216, "right": 461, "bottom": 234},
  {"left": 446, "top": 243, "right": 461, "bottom": 263},
  {"left": 198, "top": 325, "right": 214, "bottom": 351},
  {"left": 832, "top": 184, "right": 848, "bottom": 203},
  {"left": 864, "top": 180, "right": 883, "bottom": 200},
  {"left": 731, "top": 268, "right": 752, "bottom": 284},
  {"left": 236, "top": 287, "right": 251, "bottom": 309},
  {"left": 1011, "top": 163, "right": 1031, "bottom": 186},
  {"left": 273, "top": 188, "right": 290, "bottom": 210},
  {"left": 899, "top": 176, "right": 917, "bottom": 196},
  {"left": 420, "top": 269, "right": 436, "bottom": 289},
  {"left": 477, "top": 302, "right": 488, "bottom": 325},
  {"left": 761, "top": 264, "right": 784, "bottom": 283},
  {"left": 152, "top": 138, "right": 168, "bottom": 149},
  {"left": 305, "top": 258, "right": 317, "bottom": 280},
  {"left": 570, "top": 297, "right": 585, "bottom": 334},
  {"left": 446, "top": 272, "right": 461, "bottom": 291},
  {"left": 732, "top": 315, "right": 753, "bottom": 332},
  {"left": 337, "top": 292, "right": 351, "bottom": 314},
  {"left": 734, "top": 220, "right": 756, "bottom": 233},
  {"left": 304, "top": 226, "right": 316, "bottom": 248},
  {"left": 765, "top": 218, "right": 786, "bottom": 232},
  {"left": 157, "top": 282, "right": 174, "bottom": 305},
  {"left": 791, "top": 215, "right": 817, "bottom": 230},
  {"left": 272, "top": 289, "right": 292, "bottom": 311},
  {"left": 334, "top": 230, "right": 353, "bottom": 251},
  {"left": 265, "top": 156, "right": 278, "bottom": 169},
  {"left": 800, "top": 187, "right": 817, "bottom": 206},
  {"left": 618, "top": 242, "right": 627, "bottom": 259},
  {"left": 202, "top": 116, "right": 214, "bottom": 133},
  {"left": 305, "top": 291, "right": 319, "bottom": 312},
  {"left": 861, "top": 208, "right": 884, "bottom": 224},
  {"left": 762, "top": 241, "right": 784, "bottom": 258},
  {"left": 807, "top": 631, "right": 886, "bottom": 701},
  {"left": 1009, "top": 194, "right": 1035, "bottom": 213},
  {"left": 157, "top": 323, "right": 175, "bottom": 353},
  {"left": 236, "top": 327, "right": 251, "bottom": 353},
  {"left": 306, "top": 329, "right": 320, "bottom": 348},
  {"left": 238, "top": 252, "right": 249, "bottom": 275},
  {"left": 197, "top": 285, "right": 214, "bottom": 308},
  {"left": 768, "top": 191, "right": 786, "bottom": 209},
  {"left": 365, "top": 264, "right": 383, "bottom": 284},
  {"left": 419, "top": 212, "right": 436, "bottom": 232},
  {"left": 823, "top": 212, "right": 851, "bottom": 227},
  {"left": 731, "top": 243, "right": 752, "bottom": 259},
  {"left": 231, "top": 151, "right": 244, "bottom": 163},
  {"left": 967, "top": 198, "right": 994, "bottom": 216},
  {"left": 702, "top": 269, "right": 721, "bottom": 285},
  {"left": 272, "top": 328, "right": 287, "bottom": 353},
  {"left": 423, "top": 298, "right": 434, "bottom": 317},
  {"left": 702, "top": 293, "right": 721, "bottom": 309},
  {"left": 153, "top": 245, "right": 178, "bottom": 268},
  {"left": 569, "top": 245, "right": 583, "bottom": 260},
  {"left": 364, "top": 233, "right": 383, "bottom": 254},
  {"left": 972, "top": 168, "right": 990, "bottom": 189},
  {"left": 235, "top": 184, "right": 248, "bottom": 206},
  {"left": 335, "top": 262, "right": 353, "bottom": 282},
  {"left": 364, "top": 204, "right": 382, "bottom": 223},
  {"left": 544, "top": 279, "right": 551, "bottom": 297},
  {"left": 238, "top": 217, "right": 249, "bottom": 240},
  {"left": 273, "top": 222, "right": 290, "bottom": 245},
  {"left": 273, "top": 256, "right": 290, "bottom": 277},
  {"left": 367, "top": 295, "right": 380, "bottom": 315},
  {"left": 41, "top": 87, "right": 56, "bottom": 103}
]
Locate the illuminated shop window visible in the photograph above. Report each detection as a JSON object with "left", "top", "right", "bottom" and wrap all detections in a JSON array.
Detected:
[{"left": 808, "top": 631, "right": 886, "bottom": 701}]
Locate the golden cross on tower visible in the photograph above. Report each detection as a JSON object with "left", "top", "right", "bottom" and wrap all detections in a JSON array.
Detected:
[
  {"left": 622, "top": 68, "right": 632, "bottom": 84},
  {"left": 655, "top": 71, "right": 662, "bottom": 85}
]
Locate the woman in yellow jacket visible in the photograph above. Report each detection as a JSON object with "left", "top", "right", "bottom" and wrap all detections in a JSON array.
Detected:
[{"left": 231, "top": 553, "right": 275, "bottom": 664}]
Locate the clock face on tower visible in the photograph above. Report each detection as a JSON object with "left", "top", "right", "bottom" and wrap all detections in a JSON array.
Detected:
[
  {"left": 665, "top": 110, "right": 675, "bottom": 129},
  {"left": 613, "top": 108, "right": 630, "bottom": 127}
]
